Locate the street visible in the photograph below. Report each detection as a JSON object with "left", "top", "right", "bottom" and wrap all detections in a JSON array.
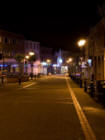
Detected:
[{"left": 0, "top": 75, "right": 105, "bottom": 140}]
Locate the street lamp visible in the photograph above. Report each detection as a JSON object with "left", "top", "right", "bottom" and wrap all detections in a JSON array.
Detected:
[
  {"left": 28, "top": 52, "right": 36, "bottom": 78},
  {"left": 25, "top": 55, "right": 30, "bottom": 59},
  {"left": 46, "top": 59, "right": 51, "bottom": 65},
  {"left": 66, "top": 57, "right": 73, "bottom": 64},
  {"left": 46, "top": 59, "right": 51, "bottom": 75},
  {"left": 78, "top": 39, "right": 86, "bottom": 48},
  {"left": 66, "top": 57, "right": 73, "bottom": 75},
  {"left": 29, "top": 52, "right": 35, "bottom": 56},
  {"left": 68, "top": 58, "right": 73, "bottom": 63},
  {"left": 25, "top": 55, "right": 30, "bottom": 74},
  {"left": 77, "top": 39, "right": 87, "bottom": 87}
]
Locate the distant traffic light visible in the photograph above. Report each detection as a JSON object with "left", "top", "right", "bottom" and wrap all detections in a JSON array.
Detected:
[{"left": 0, "top": 53, "right": 2, "bottom": 60}]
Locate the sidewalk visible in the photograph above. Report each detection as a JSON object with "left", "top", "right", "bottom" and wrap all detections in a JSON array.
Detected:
[{"left": 68, "top": 78, "right": 105, "bottom": 140}]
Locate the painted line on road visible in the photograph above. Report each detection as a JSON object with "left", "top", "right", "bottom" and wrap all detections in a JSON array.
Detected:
[
  {"left": 66, "top": 77, "right": 96, "bottom": 140},
  {"left": 17, "top": 83, "right": 36, "bottom": 90},
  {"left": 22, "top": 83, "right": 36, "bottom": 89}
]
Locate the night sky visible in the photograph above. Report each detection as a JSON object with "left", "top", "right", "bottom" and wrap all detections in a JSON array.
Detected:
[{"left": 0, "top": 0, "right": 104, "bottom": 51}]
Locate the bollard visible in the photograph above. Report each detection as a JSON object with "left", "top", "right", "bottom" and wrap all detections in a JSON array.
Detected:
[
  {"left": 96, "top": 80, "right": 104, "bottom": 102},
  {"left": 80, "top": 79, "right": 82, "bottom": 88},
  {"left": 89, "top": 81, "right": 94, "bottom": 97},
  {"left": 84, "top": 80, "right": 87, "bottom": 92}
]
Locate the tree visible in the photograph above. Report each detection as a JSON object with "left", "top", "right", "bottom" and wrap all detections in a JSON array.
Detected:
[
  {"left": 14, "top": 53, "right": 24, "bottom": 74},
  {"left": 28, "top": 55, "right": 36, "bottom": 74}
]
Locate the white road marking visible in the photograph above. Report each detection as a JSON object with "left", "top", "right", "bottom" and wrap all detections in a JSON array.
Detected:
[
  {"left": 17, "top": 83, "right": 36, "bottom": 90},
  {"left": 23, "top": 83, "right": 36, "bottom": 88},
  {"left": 66, "top": 77, "right": 96, "bottom": 140}
]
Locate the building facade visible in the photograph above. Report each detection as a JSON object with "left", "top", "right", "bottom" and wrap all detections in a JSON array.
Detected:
[
  {"left": 24, "top": 40, "right": 40, "bottom": 75},
  {"left": 24, "top": 40, "right": 40, "bottom": 60},
  {"left": 40, "top": 46, "right": 53, "bottom": 62},
  {"left": 0, "top": 30, "right": 24, "bottom": 74},
  {"left": 40, "top": 46, "right": 53, "bottom": 75},
  {"left": 88, "top": 18, "right": 105, "bottom": 80}
]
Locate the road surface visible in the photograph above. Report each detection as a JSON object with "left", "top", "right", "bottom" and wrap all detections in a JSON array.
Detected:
[{"left": 0, "top": 75, "right": 105, "bottom": 140}]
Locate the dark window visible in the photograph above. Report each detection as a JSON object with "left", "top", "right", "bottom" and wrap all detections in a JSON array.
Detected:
[
  {"left": 5, "top": 38, "right": 8, "bottom": 43},
  {"left": 13, "top": 39, "right": 16, "bottom": 44}
]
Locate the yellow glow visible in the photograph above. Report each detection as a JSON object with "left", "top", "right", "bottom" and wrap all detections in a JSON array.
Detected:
[
  {"left": 83, "top": 107, "right": 104, "bottom": 114},
  {"left": 25, "top": 55, "right": 30, "bottom": 59},
  {"left": 78, "top": 39, "right": 86, "bottom": 47},
  {"left": 46, "top": 59, "right": 51, "bottom": 63},
  {"left": 68, "top": 58, "right": 73, "bottom": 62},
  {"left": 66, "top": 60, "right": 69, "bottom": 63},
  {"left": 29, "top": 52, "right": 35, "bottom": 56},
  {"left": 66, "top": 58, "right": 73, "bottom": 63}
]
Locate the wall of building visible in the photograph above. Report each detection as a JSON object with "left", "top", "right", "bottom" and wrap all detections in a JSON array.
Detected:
[
  {"left": 88, "top": 18, "right": 105, "bottom": 80},
  {"left": 0, "top": 29, "right": 24, "bottom": 57},
  {"left": 24, "top": 40, "right": 40, "bottom": 60},
  {"left": 40, "top": 46, "right": 53, "bottom": 62}
]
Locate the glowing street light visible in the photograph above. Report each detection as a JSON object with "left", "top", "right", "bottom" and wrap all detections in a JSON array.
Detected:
[
  {"left": 29, "top": 52, "right": 35, "bottom": 56},
  {"left": 68, "top": 58, "right": 73, "bottom": 62},
  {"left": 25, "top": 55, "right": 30, "bottom": 59},
  {"left": 77, "top": 39, "right": 87, "bottom": 87},
  {"left": 66, "top": 57, "right": 73, "bottom": 63},
  {"left": 66, "top": 60, "right": 69, "bottom": 64},
  {"left": 46, "top": 59, "right": 51, "bottom": 64},
  {"left": 78, "top": 39, "right": 86, "bottom": 47}
]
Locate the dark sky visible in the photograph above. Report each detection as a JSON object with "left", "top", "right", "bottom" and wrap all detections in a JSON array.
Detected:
[{"left": 0, "top": 0, "right": 104, "bottom": 51}]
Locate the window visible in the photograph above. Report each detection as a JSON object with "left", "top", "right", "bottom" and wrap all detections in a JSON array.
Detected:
[
  {"left": 34, "top": 44, "right": 36, "bottom": 49},
  {"left": 9, "top": 39, "right": 11, "bottom": 44},
  {"left": 13, "top": 39, "right": 16, "bottom": 44},
  {"left": 37, "top": 45, "right": 39, "bottom": 50},
  {"left": 5, "top": 38, "right": 8, "bottom": 43}
]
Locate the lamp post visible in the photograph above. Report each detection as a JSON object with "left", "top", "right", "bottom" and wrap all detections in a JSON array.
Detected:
[
  {"left": 77, "top": 39, "right": 86, "bottom": 87},
  {"left": 67, "top": 58, "right": 73, "bottom": 63},
  {"left": 77, "top": 39, "right": 86, "bottom": 74},
  {"left": 29, "top": 52, "right": 35, "bottom": 74},
  {"left": 29, "top": 52, "right": 35, "bottom": 56},
  {"left": 25, "top": 55, "right": 29, "bottom": 74},
  {"left": 46, "top": 59, "right": 51, "bottom": 64},
  {"left": 46, "top": 59, "right": 51, "bottom": 75},
  {"left": 66, "top": 57, "right": 73, "bottom": 75},
  {"left": 28, "top": 52, "right": 36, "bottom": 79}
]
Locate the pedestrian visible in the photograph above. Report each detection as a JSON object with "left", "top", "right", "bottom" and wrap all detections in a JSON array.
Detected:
[
  {"left": 90, "top": 80, "right": 94, "bottom": 97},
  {"left": 84, "top": 80, "right": 87, "bottom": 92},
  {"left": 30, "top": 73, "right": 33, "bottom": 80},
  {"left": 80, "top": 78, "right": 82, "bottom": 88},
  {"left": 1, "top": 75, "right": 4, "bottom": 84},
  {"left": 18, "top": 75, "right": 22, "bottom": 86}
]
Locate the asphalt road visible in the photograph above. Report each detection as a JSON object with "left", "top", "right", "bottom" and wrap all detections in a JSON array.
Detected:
[{"left": 0, "top": 75, "right": 105, "bottom": 140}]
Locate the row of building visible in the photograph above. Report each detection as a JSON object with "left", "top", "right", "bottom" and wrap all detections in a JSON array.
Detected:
[
  {"left": 76, "top": 18, "right": 105, "bottom": 81},
  {"left": 0, "top": 29, "right": 70, "bottom": 76}
]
